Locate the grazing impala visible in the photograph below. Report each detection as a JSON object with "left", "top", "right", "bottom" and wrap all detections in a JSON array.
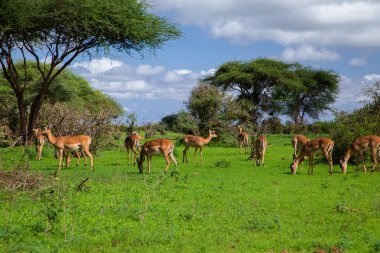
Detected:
[
  {"left": 339, "top": 135, "right": 380, "bottom": 173},
  {"left": 137, "top": 138, "right": 177, "bottom": 174},
  {"left": 125, "top": 133, "right": 144, "bottom": 165},
  {"left": 237, "top": 125, "right": 249, "bottom": 155},
  {"left": 183, "top": 130, "right": 217, "bottom": 164},
  {"left": 253, "top": 134, "right": 267, "bottom": 166},
  {"left": 290, "top": 137, "right": 334, "bottom": 175},
  {"left": 41, "top": 128, "right": 93, "bottom": 171},
  {"left": 291, "top": 134, "right": 310, "bottom": 169},
  {"left": 32, "top": 128, "right": 46, "bottom": 161}
]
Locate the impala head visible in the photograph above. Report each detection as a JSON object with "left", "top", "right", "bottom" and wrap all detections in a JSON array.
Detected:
[
  {"left": 290, "top": 160, "right": 299, "bottom": 174},
  {"left": 209, "top": 130, "right": 217, "bottom": 138},
  {"left": 339, "top": 159, "right": 347, "bottom": 173},
  {"left": 32, "top": 128, "right": 40, "bottom": 136},
  {"left": 40, "top": 127, "right": 51, "bottom": 135},
  {"left": 136, "top": 157, "right": 144, "bottom": 174}
]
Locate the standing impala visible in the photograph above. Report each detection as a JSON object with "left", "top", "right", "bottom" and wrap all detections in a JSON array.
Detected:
[
  {"left": 291, "top": 134, "right": 310, "bottom": 169},
  {"left": 137, "top": 138, "right": 177, "bottom": 174},
  {"left": 253, "top": 134, "right": 267, "bottom": 166},
  {"left": 290, "top": 137, "right": 334, "bottom": 175},
  {"left": 237, "top": 125, "right": 249, "bottom": 155},
  {"left": 41, "top": 128, "right": 93, "bottom": 171},
  {"left": 339, "top": 135, "right": 380, "bottom": 173},
  {"left": 32, "top": 128, "right": 45, "bottom": 161},
  {"left": 183, "top": 130, "right": 217, "bottom": 164},
  {"left": 125, "top": 133, "right": 143, "bottom": 165}
]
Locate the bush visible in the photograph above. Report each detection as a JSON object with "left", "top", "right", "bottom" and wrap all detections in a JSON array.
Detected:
[{"left": 330, "top": 85, "right": 380, "bottom": 163}]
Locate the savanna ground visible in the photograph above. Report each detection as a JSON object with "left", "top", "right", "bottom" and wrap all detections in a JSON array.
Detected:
[{"left": 0, "top": 134, "right": 380, "bottom": 253}]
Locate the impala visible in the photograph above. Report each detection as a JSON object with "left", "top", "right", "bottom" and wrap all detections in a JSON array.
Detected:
[
  {"left": 253, "top": 134, "right": 267, "bottom": 166},
  {"left": 291, "top": 134, "right": 310, "bottom": 169},
  {"left": 290, "top": 137, "right": 334, "bottom": 175},
  {"left": 41, "top": 128, "right": 93, "bottom": 171},
  {"left": 125, "top": 133, "right": 143, "bottom": 165},
  {"left": 237, "top": 125, "right": 249, "bottom": 155},
  {"left": 137, "top": 138, "right": 177, "bottom": 174},
  {"left": 32, "top": 128, "right": 45, "bottom": 161},
  {"left": 339, "top": 135, "right": 380, "bottom": 173},
  {"left": 183, "top": 130, "right": 217, "bottom": 164}
]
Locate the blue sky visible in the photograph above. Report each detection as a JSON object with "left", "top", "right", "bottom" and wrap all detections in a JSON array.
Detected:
[{"left": 70, "top": 0, "right": 380, "bottom": 124}]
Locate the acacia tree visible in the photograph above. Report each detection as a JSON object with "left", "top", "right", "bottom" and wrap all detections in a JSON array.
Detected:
[
  {"left": 203, "top": 58, "right": 300, "bottom": 125},
  {"left": 273, "top": 65, "right": 339, "bottom": 124},
  {"left": 0, "top": 0, "right": 181, "bottom": 143}
]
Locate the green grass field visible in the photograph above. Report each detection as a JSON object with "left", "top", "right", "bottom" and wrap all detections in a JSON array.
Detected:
[{"left": 1, "top": 134, "right": 380, "bottom": 252}]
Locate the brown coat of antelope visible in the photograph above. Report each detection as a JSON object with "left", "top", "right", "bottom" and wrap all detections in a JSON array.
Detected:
[
  {"left": 290, "top": 137, "right": 334, "bottom": 175},
  {"left": 339, "top": 135, "right": 380, "bottom": 173},
  {"left": 137, "top": 138, "right": 178, "bottom": 174},
  {"left": 291, "top": 134, "right": 310, "bottom": 169},
  {"left": 183, "top": 130, "right": 217, "bottom": 164},
  {"left": 253, "top": 134, "right": 267, "bottom": 166},
  {"left": 237, "top": 125, "right": 249, "bottom": 155},
  {"left": 125, "top": 133, "right": 143, "bottom": 165},
  {"left": 41, "top": 128, "right": 93, "bottom": 171},
  {"left": 32, "top": 128, "right": 45, "bottom": 161}
]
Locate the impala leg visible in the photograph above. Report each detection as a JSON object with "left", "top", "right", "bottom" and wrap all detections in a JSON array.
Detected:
[
  {"left": 192, "top": 147, "right": 198, "bottom": 164},
  {"left": 308, "top": 154, "right": 312, "bottom": 174},
  {"left": 147, "top": 156, "right": 151, "bottom": 174},
  {"left": 322, "top": 149, "right": 333, "bottom": 175},
  {"left": 371, "top": 149, "right": 377, "bottom": 173},
  {"left": 169, "top": 151, "right": 178, "bottom": 167},
  {"left": 38, "top": 146, "right": 43, "bottom": 161},
  {"left": 83, "top": 147, "right": 93, "bottom": 170},
  {"left": 81, "top": 150, "right": 87, "bottom": 166},
  {"left": 359, "top": 151, "right": 366, "bottom": 173},
  {"left": 58, "top": 149, "right": 64, "bottom": 171},
  {"left": 163, "top": 152, "right": 171, "bottom": 174},
  {"left": 183, "top": 145, "right": 189, "bottom": 163},
  {"left": 132, "top": 147, "right": 138, "bottom": 165},
  {"left": 200, "top": 147, "right": 204, "bottom": 164},
  {"left": 262, "top": 153, "right": 265, "bottom": 167},
  {"left": 239, "top": 141, "right": 242, "bottom": 154}
]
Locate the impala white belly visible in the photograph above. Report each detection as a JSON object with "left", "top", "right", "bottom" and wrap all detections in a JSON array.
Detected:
[{"left": 64, "top": 143, "right": 80, "bottom": 151}]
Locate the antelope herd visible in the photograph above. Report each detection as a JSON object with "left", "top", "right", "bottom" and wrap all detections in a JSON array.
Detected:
[{"left": 31, "top": 127, "right": 380, "bottom": 175}]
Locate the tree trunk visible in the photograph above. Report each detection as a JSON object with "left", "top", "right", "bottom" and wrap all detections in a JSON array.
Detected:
[
  {"left": 16, "top": 92, "right": 28, "bottom": 144},
  {"left": 27, "top": 92, "right": 45, "bottom": 144}
]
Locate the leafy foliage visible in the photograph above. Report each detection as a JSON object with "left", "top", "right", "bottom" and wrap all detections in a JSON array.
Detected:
[
  {"left": 0, "top": 0, "right": 181, "bottom": 142},
  {"left": 273, "top": 65, "right": 339, "bottom": 124},
  {"left": 204, "top": 58, "right": 301, "bottom": 124},
  {"left": 331, "top": 81, "right": 380, "bottom": 162}
]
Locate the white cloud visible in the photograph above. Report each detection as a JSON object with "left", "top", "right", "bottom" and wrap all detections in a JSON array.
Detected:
[
  {"left": 136, "top": 65, "right": 166, "bottom": 75},
  {"left": 200, "top": 68, "right": 216, "bottom": 76},
  {"left": 363, "top": 74, "right": 380, "bottom": 82},
  {"left": 281, "top": 45, "right": 340, "bottom": 61},
  {"left": 174, "top": 69, "right": 192, "bottom": 75},
  {"left": 348, "top": 57, "right": 366, "bottom": 66},
  {"left": 334, "top": 73, "right": 380, "bottom": 112},
  {"left": 155, "top": 0, "right": 380, "bottom": 48},
  {"left": 71, "top": 60, "right": 204, "bottom": 103},
  {"left": 72, "top": 57, "right": 122, "bottom": 74}
]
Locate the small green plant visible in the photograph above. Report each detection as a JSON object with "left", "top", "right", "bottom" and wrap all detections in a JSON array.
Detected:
[{"left": 214, "top": 158, "right": 231, "bottom": 168}]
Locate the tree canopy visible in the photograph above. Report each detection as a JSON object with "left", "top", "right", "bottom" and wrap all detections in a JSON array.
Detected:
[
  {"left": 203, "top": 58, "right": 301, "bottom": 125},
  {"left": 273, "top": 65, "right": 339, "bottom": 124},
  {"left": 0, "top": 0, "right": 181, "bottom": 142},
  {"left": 204, "top": 58, "right": 339, "bottom": 126}
]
